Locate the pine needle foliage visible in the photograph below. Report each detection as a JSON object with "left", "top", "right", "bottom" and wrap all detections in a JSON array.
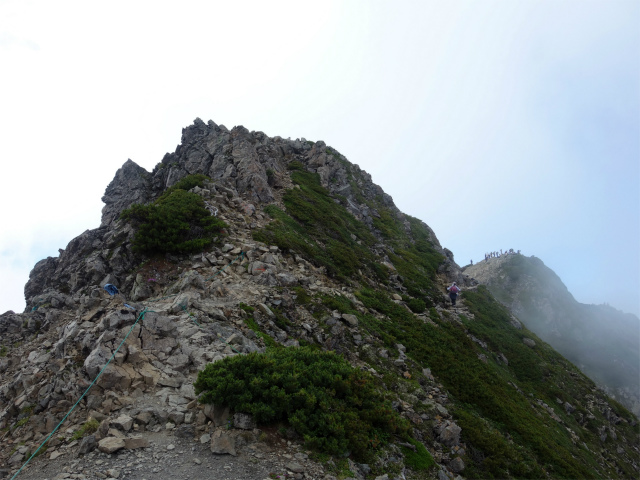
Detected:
[
  {"left": 194, "top": 347, "right": 409, "bottom": 459},
  {"left": 121, "top": 174, "right": 227, "bottom": 254},
  {"left": 253, "top": 171, "right": 377, "bottom": 280}
]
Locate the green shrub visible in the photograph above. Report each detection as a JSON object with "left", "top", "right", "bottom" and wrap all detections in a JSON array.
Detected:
[
  {"left": 121, "top": 176, "right": 227, "bottom": 255},
  {"left": 292, "top": 286, "right": 311, "bottom": 305},
  {"left": 14, "top": 417, "right": 29, "bottom": 428},
  {"left": 406, "top": 298, "right": 426, "bottom": 313},
  {"left": 402, "top": 438, "right": 435, "bottom": 471},
  {"left": 70, "top": 419, "right": 100, "bottom": 441},
  {"left": 287, "top": 161, "right": 305, "bottom": 171},
  {"left": 159, "top": 173, "right": 210, "bottom": 201},
  {"left": 253, "top": 171, "right": 377, "bottom": 280},
  {"left": 238, "top": 303, "right": 255, "bottom": 313},
  {"left": 194, "top": 347, "right": 408, "bottom": 459}
]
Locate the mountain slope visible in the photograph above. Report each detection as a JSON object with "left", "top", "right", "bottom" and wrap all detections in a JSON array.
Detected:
[
  {"left": 1, "top": 119, "right": 638, "bottom": 480},
  {"left": 464, "top": 253, "right": 640, "bottom": 416}
]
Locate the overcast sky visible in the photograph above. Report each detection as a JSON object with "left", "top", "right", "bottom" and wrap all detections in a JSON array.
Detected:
[{"left": 1, "top": 0, "right": 638, "bottom": 317}]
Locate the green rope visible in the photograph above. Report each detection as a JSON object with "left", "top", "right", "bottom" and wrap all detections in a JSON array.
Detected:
[
  {"left": 10, "top": 307, "right": 152, "bottom": 480},
  {"left": 12, "top": 251, "right": 248, "bottom": 477}
]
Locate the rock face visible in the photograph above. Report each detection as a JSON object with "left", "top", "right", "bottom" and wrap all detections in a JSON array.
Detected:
[
  {"left": 465, "top": 254, "right": 640, "bottom": 416},
  {"left": 22, "top": 118, "right": 464, "bottom": 311},
  {"left": 2, "top": 119, "right": 638, "bottom": 480}
]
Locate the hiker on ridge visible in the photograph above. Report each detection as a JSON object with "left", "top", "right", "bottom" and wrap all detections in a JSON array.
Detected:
[{"left": 447, "top": 282, "right": 460, "bottom": 307}]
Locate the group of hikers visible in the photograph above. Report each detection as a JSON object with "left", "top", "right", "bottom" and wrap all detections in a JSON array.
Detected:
[
  {"left": 448, "top": 248, "right": 523, "bottom": 306},
  {"left": 484, "top": 248, "right": 520, "bottom": 261}
]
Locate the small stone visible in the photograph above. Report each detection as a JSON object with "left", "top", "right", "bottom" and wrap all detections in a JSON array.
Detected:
[
  {"left": 200, "top": 434, "right": 211, "bottom": 444},
  {"left": 123, "top": 436, "right": 149, "bottom": 449},
  {"left": 450, "top": 456, "right": 465, "bottom": 473},
  {"left": 77, "top": 435, "right": 97, "bottom": 456},
  {"left": 49, "top": 450, "right": 64, "bottom": 460},
  {"left": 233, "top": 412, "right": 256, "bottom": 430},
  {"left": 193, "top": 458, "right": 201, "bottom": 465},
  {"left": 286, "top": 462, "right": 304, "bottom": 473},
  {"left": 341, "top": 314, "right": 358, "bottom": 326},
  {"left": 167, "top": 444, "right": 175, "bottom": 451},
  {"left": 111, "top": 415, "right": 133, "bottom": 432},
  {"left": 106, "top": 468, "right": 120, "bottom": 478},
  {"left": 97, "top": 437, "right": 125, "bottom": 454},
  {"left": 211, "top": 432, "right": 236, "bottom": 456}
]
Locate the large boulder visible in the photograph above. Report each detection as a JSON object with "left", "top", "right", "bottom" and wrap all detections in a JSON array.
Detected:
[
  {"left": 101, "top": 159, "right": 151, "bottom": 227},
  {"left": 0, "top": 311, "right": 23, "bottom": 335}
]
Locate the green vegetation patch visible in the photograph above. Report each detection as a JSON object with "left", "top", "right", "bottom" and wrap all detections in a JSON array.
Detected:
[
  {"left": 253, "top": 171, "right": 379, "bottom": 280},
  {"left": 401, "top": 438, "right": 435, "bottom": 471},
  {"left": 354, "top": 286, "right": 615, "bottom": 479},
  {"left": 121, "top": 174, "right": 227, "bottom": 255},
  {"left": 243, "top": 317, "right": 278, "bottom": 349},
  {"left": 70, "top": 418, "right": 100, "bottom": 441},
  {"left": 194, "top": 347, "right": 408, "bottom": 459}
]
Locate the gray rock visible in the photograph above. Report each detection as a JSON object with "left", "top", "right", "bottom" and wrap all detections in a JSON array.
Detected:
[
  {"left": 226, "top": 334, "right": 243, "bottom": 345},
  {"left": 437, "top": 470, "right": 450, "bottom": 480},
  {"left": 233, "top": 412, "right": 256, "bottom": 430},
  {"left": 98, "top": 437, "right": 125, "bottom": 454},
  {"left": 286, "top": 462, "right": 305, "bottom": 473},
  {"left": 523, "top": 338, "right": 536, "bottom": 348},
  {"left": 101, "top": 159, "right": 151, "bottom": 227},
  {"left": 341, "top": 314, "right": 358, "bottom": 326},
  {"left": 451, "top": 456, "right": 465, "bottom": 473},
  {"left": 111, "top": 415, "right": 133, "bottom": 432},
  {"left": 0, "top": 311, "right": 23, "bottom": 335},
  {"left": 257, "top": 303, "right": 275, "bottom": 318},
  {"left": 77, "top": 435, "right": 97, "bottom": 456},
  {"left": 169, "top": 411, "right": 186, "bottom": 425},
  {"left": 84, "top": 346, "right": 111, "bottom": 379},
  {"left": 123, "top": 436, "right": 149, "bottom": 449},
  {"left": 277, "top": 273, "right": 298, "bottom": 286},
  {"left": 436, "top": 420, "right": 462, "bottom": 447},
  {"left": 203, "top": 404, "right": 230, "bottom": 427},
  {"left": 211, "top": 432, "right": 236, "bottom": 455}
]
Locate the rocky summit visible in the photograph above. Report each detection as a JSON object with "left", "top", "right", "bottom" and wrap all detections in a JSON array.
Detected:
[{"left": 1, "top": 119, "right": 638, "bottom": 480}]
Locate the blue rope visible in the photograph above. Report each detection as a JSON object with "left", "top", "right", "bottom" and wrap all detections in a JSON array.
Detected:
[{"left": 10, "top": 307, "right": 152, "bottom": 480}]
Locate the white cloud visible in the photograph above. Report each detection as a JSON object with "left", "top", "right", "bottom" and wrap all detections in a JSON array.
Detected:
[{"left": 0, "top": 0, "right": 637, "bottom": 316}]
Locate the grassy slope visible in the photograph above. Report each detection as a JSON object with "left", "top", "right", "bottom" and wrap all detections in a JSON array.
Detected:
[
  {"left": 252, "top": 159, "right": 639, "bottom": 479},
  {"left": 477, "top": 254, "right": 640, "bottom": 405}
]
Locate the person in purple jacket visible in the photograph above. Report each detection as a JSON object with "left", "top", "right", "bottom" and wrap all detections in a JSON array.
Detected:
[{"left": 447, "top": 282, "right": 460, "bottom": 307}]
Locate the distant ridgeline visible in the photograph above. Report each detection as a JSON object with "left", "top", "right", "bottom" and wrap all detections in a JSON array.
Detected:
[
  {"left": 465, "top": 253, "right": 640, "bottom": 416},
  {"left": 1, "top": 118, "right": 638, "bottom": 479}
]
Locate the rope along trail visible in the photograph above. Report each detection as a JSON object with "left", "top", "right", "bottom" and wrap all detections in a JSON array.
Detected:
[{"left": 11, "top": 251, "right": 246, "bottom": 479}]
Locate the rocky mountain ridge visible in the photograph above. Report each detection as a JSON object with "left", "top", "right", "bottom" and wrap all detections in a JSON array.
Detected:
[
  {"left": 1, "top": 119, "right": 638, "bottom": 480},
  {"left": 464, "top": 253, "right": 640, "bottom": 416}
]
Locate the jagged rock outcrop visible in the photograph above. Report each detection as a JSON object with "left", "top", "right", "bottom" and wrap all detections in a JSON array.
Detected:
[{"left": 23, "top": 118, "right": 465, "bottom": 312}]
